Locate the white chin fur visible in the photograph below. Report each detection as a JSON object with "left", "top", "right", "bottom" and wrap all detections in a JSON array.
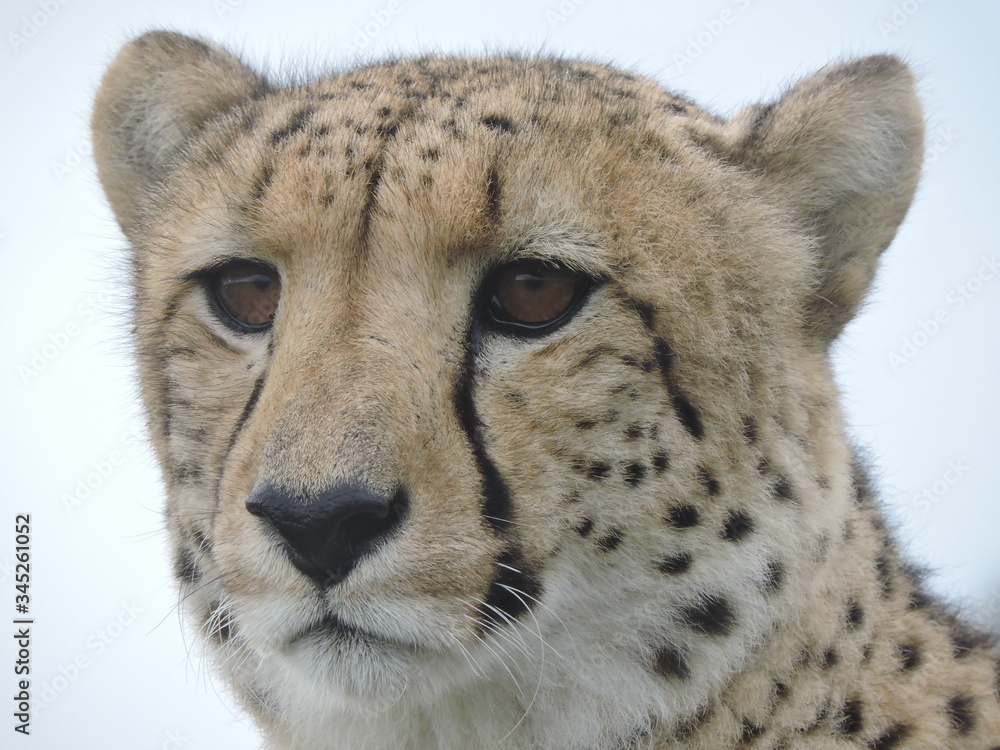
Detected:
[
  {"left": 204, "top": 547, "right": 773, "bottom": 748},
  {"left": 246, "top": 627, "right": 680, "bottom": 750},
  {"left": 213, "top": 600, "right": 706, "bottom": 749}
]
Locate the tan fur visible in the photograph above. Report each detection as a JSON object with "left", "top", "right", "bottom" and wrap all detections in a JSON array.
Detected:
[{"left": 93, "top": 31, "right": 999, "bottom": 749}]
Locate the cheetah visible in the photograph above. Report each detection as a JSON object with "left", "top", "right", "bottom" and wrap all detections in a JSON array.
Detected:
[{"left": 92, "top": 31, "right": 1000, "bottom": 749}]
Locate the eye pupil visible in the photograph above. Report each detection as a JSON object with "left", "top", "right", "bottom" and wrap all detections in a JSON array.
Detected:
[{"left": 211, "top": 262, "right": 281, "bottom": 332}]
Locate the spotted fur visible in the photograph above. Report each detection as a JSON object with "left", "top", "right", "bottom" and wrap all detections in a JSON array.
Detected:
[{"left": 93, "top": 31, "right": 1000, "bottom": 749}]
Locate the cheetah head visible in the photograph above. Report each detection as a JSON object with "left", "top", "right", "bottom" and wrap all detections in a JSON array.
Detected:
[{"left": 93, "top": 32, "right": 922, "bottom": 749}]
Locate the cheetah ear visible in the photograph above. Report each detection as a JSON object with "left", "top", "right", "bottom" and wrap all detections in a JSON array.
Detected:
[
  {"left": 92, "top": 31, "right": 268, "bottom": 233},
  {"left": 724, "top": 55, "right": 924, "bottom": 345}
]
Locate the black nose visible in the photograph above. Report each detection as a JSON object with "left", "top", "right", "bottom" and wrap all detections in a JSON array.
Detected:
[{"left": 245, "top": 482, "right": 408, "bottom": 587}]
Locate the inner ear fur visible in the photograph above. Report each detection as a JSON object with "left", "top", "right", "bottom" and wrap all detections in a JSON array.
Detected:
[
  {"left": 92, "top": 31, "right": 268, "bottom": 234},
  {"left": 723, "top": 55, "right": 924, "bottom": 345}
]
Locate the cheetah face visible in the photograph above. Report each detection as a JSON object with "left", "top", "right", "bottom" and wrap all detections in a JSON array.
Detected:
[{"left": 93, "top": 33, "right": 922, "bottom": 746}]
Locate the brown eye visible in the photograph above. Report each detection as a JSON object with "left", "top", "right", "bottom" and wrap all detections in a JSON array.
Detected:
[
  {"left": 486, "top": 261, "right": 590, "bottom": 334},
  {"left": 209, "top": 261, "right": 281, "bottom": 333}
]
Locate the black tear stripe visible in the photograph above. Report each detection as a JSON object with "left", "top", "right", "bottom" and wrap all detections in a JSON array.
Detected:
[
  {"left": 652, "top": 337, "right": 705, "bottom": 439},
  {"left": 211, "top": 372, "right": 268, "bottom": 535},
  {"left": 455, "top": 336, "right": 542, "bottom": 627},
  {"left": 222, "top": 372, "right": 267, "bottom": 469},
  {"left": 615, "top": 293, "right": 705, "bottom": 440},
  {"left": 618, "top": 295, "right": 657, "bottom": 333},
  {"left": 482, "top": 547, "right": 542, "bottom": 626}
]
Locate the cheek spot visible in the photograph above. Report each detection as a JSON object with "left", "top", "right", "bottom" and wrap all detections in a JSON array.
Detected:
[
  {"left": 698, "top": 468, "right": 720, "bottom": 496},
  {"left": 821, "top": 649, "right": 839, "bottom": 669},
  {"left": 596, "top": 528, "right": 624, "bottom": 551},
  {"left": 721, "top": 510, "right": 755, "bottom": 542},
  {"left": 652, "top": 451, "right": 669, "bottom": 474},
  {"left": 573, "top": 458, "right": 611, "bottom": 481},
  {"left": 739, "top": 721, "right": 765, "bottom": 744},
  {"left": 945, "top": 695, "right": 976, "bottom": 735},
  {"left": 773, "top": 681, "right": 790, "bottom": 702},
  {"left": 657, "top": 551, "right": 693, "bottom": 575},
  {"left": 504, "top": 390, "right": 526, "bottom": 405},
  {"left": 869, "top": 724, "right": 910, "bottom": 749},
  {"left": 623, "top": 462, "right": 647, "bottom": 486},
  {"left": 846, "top": 600, "right": 865, "bottom": 629},
  {"left": 761, "top": 559, "right": 785, "bottom": 593},
  {"left": 654, "top": 645, "right": 691, "bottom": 681},
  {"left": 771, "top": 476, "right": 795, "bottom": 502},
  {"left": 837, "top": 698, "right": 864, "bottom": 735},
  {"left": 666, "top": 505, "right": 700, "bottom": 529},
  {"left": 624, "top": 424, "right": 644, "bottom": 440},
  {"left": 681, "top": 594, "right": 736, "bottom": 636},
  {"left": 588, "top": 462, "right": 611, "bottom": 481},
  {"left": 897, "top": 643, "right": 921, "bottom": 671}
]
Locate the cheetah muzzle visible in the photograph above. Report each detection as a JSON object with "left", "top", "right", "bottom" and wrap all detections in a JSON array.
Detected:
[{"left": 93, "top": 31, "right": 1000, "bottom": 749}]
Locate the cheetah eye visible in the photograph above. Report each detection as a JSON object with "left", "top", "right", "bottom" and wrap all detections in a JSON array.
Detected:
[
  {"left": 484, "top": 260, "right": 591, "bottom": 335},
  {"left": 206, "top": 261, "right": 281, "bottom": 334}
]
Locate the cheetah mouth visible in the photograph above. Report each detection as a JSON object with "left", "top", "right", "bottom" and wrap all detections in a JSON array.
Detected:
[{"left": 285, "top": 613, "right": 413, "bottom": 652}]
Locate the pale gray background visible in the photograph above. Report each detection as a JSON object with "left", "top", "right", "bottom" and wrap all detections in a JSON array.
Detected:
[{"left": 2, "top": 0, "right": 998, "bottom": 747}]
